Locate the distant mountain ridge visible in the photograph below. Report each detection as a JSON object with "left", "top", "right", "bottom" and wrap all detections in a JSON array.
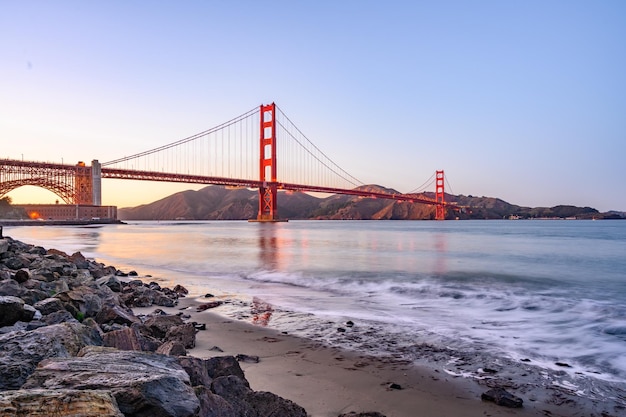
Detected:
[{"left": 118, "top": 185, "right": 623, "bottom": 220}]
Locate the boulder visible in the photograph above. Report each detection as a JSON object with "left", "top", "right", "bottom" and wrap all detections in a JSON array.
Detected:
[
  {"left": 55, "top": 286, "right": 105, "bottom": 318},
  {"left": 210, "top": 376, "right": 254, "bottom": 415},
  {"left": 0, "top": 295, "right": 29, "bottom": 327},
  {"left": 123, "top": 284, "right": 178, "bottom": 308},
  {"left": 0, "top": 269, "right": 10, "bottom": 280},
  {"left": 69, "top": 251, "right": 91, "bottom": 269},
  {"left": 34, "top": 297, "right": 65, "bottom": 315},
  {"left": 194, "top": 385, "right": 237, "bottom": 417},
  {"left": 481, "top": 387, "right": 524, "bottom": 408},
  {"left": 165, "top": 323, "right": 196, "bottom": 349},
  {"left": 0, "top": 322, "right": 103, "bottom": 389},
  {"left": 156, "top": 340, "right": 187, "bottom": 356},
  {"left": 130, "top": 322, "right": 163, "bottom": 351},
  {"left": 28, "top": 246, "right": 47, "bottom": 256},
  {"left": 245, "top": 390, "right": 309, "bottom": 417},
  {"left": 40, "top": 310, "right": 78, "bottom": 325},
  {"left": 3, "top": 254, "right": 30, "bottom": 270},
  {"left": 176, "top": 356, "right": 247, "bottom": 388},
  {"left": 23, "top": 346, "right": 200, "bottom": 417},
  {"left": 95, "top": 304, "right": 140, "bottom": 326},
  {"left": 46, "top": 248, "right": 69, "bottom": 258},
  {"left": 0, "top": 296, "right": 36, "bottom": 325},
  {"left": 22, "top": 303, "right": 37, "bottom": 322},
  {"left": 143, "top": 314, "right": 184, "bottom": 339},
  {"left": 28, "top": 256, "right": 70, "bottom": 277},
  {"left": 211, "top": 375, "right": 307, "bottom": 417},
  {"left": 0, "top": 389, "right": 124, "bottom": 417},
  {"left": 13, "top": 268, "right": 30, "bottom": 283},
  {"left": 96, "top": 275, "right": 123, "bottom": 292},
  {"left": 173, "top": 284, "right": 189, "bottom": 296},
  {"left": 102, "top": 327, "right": 144, "bottom": 351},
  {"left": 0, "top": 278, "right": 24, "bottom": 297}
]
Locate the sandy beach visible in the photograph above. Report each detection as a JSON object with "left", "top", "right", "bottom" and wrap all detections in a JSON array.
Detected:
[{"left": 135, "top": 296, "right": 590, "bottom": 417}]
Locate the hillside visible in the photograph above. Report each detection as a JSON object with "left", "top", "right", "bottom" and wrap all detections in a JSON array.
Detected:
[{"left": 118, "top": 185, "right": 621, "bottom": 221}]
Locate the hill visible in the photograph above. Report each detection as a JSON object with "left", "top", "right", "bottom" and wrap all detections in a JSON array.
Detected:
[{"left": 118, "top": 185, "right": 621, "bottom": 221}]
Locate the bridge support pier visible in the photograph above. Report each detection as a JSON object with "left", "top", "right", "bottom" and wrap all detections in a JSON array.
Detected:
[{"left": 92, "top": 160, "right": 101, "bottom": 206}]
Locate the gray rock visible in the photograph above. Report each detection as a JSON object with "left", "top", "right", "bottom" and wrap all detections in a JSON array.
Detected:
[
  {"left": 21, "top": 303, "right": 37, "bottom": 321},
  {"left": 0, "top": 388, "right": 124, "bottom": 417},
  {"left": 176, "top": 356, "right": 247, "bottom": 388},
  {"left": 13, "top": 268, "right": 30, "bottom": 283},
  {"left": 210, "top": 376, "right": 255, "bottom": 415},
  {"left": 130, "top": 322, "right": 163, "bottom": 351},
  {"left": 195, "top": 385, "right": 237, "bottom": 417},
  {"left": 143, "top": 314, "right": 184, "bottom": 339},
  {"left": 23, "top": 346, "right": 200, "bottom": 417},
  {"left": 34, "top": 297, "right": 65, "bottom": 315},
  {"left": 211, "top": 375, "right": 307, "bottom": 417},
  {"left": 0, "top": 278, "right": 23, "bottom": 297},
  {"left": 156, "top": 340, "right": 187, "bottom": 356},
  {"left": 41, "top": 310, "right": 78, "bottom": 325},
  {"left": 481, "top": 387, "right": 524, "bottom": 408},
  {"left": 0, "top": 295, "right": 28, "bottom": 327},
  {"left": 0, "top": 321, "right": 103, "bottom": 389},
  {"left": 69, "top": 251, "right": 91, "bottom": 269},
  {"left": 164, "top": 323, "right": 196, "bottom": 349},
  {"left": 56, "top": 287, "right": 104, "bottom": 318},
  {"left": 102, "top": 327, "right": 144, "bottom": 351},
  {"left": 0, "top": 269, "right": 10, "bottom": 280},
  {"left": 96, "top": 275, "right": 123, "bottom": 292},
  {"left": 3, "top": 254, "right": 30, "bottom": 270},
  {"left": 245, "top": 390, "right": 308, "bottom": 417},
  {"left": 95, "top": 304, "right": 140, "bottom": 326}
]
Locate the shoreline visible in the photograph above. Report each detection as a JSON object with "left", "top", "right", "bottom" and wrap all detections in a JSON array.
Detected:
[{"left": 134, "top": 295, "right": 613, "bottom": 417}]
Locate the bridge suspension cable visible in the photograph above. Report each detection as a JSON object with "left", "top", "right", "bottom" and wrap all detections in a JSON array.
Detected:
[
  {"left": 408, "top": 171, "right": 437, "bottom": 194},
  {"left": 275, "top": 105, "right": 363, "bottom": 190},
  {"left": 101, "top": 107, "right": 260, "bottom": 182}
]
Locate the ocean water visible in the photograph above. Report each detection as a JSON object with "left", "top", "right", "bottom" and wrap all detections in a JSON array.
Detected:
[{"left": 6, "top": 220, "right": 626, "bottom": 392}]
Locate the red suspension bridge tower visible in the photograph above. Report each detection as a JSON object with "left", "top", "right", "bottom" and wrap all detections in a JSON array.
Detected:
[
  {"left": 256, "top": 103, "right": 280, "bottom": 222},
  {"left": 435, "top": 170, "right": 445, "bottom": 220}
]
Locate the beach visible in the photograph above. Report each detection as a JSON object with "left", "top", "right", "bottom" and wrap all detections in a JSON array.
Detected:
[{"left": 134, "top": 295, "right": 600, "bottom": 417}]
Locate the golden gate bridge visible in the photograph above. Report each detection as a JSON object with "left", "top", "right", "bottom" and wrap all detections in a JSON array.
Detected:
[{"left": 0, "top": 103, "right": 451, "bottom": 221}]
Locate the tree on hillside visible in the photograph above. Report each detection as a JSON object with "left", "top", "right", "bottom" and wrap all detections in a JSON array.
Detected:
[{"left": 0, "top": 196, "right": 27, "bottom": 219}]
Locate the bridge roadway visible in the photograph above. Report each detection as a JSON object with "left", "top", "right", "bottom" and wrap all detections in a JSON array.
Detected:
[
  {"left": 102, "top": 166, "right": 443, "bottom": 206},
  {"left": 1, "top": 159, "right": 445, "bottom": 208}
]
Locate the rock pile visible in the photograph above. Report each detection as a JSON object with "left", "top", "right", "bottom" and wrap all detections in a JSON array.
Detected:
[{"left": 0, "top": 236, "right": 307, "bottom": 417}]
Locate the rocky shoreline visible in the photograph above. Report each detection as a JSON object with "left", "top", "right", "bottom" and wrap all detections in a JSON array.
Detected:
[{"left": 0, "top": 236, "right": 311, "bottom": 416}]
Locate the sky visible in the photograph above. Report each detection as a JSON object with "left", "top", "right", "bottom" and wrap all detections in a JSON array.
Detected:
[{"left": 1, "top": 1, "right": 625, "bottom": 211}]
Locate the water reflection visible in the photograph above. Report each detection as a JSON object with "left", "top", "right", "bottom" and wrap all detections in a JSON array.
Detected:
[
  {"left": 75, "top": 227, "right": 102, "bottom": 252},
  {"left": 257, "top": 224, "right": 280, "bottom": 270},
  {"left": 433, "top": 232, "right": 448, "bottom": 275}
]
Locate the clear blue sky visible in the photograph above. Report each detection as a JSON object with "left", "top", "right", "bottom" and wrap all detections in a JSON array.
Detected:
[{"left": 1, "top": 1, "right": 625, "bottom": 211}]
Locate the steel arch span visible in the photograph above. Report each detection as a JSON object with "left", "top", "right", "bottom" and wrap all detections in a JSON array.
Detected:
[
  {"left": 0, "top": 178, "right": 75, "bottom": 204},
  {"left": 0, "top": 159, "right": 101, "bottom": 205}
]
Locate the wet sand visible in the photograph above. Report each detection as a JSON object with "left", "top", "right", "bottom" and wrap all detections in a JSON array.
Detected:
[{"left": 134, "top": 296, "right": 597, "bottom": 417}]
